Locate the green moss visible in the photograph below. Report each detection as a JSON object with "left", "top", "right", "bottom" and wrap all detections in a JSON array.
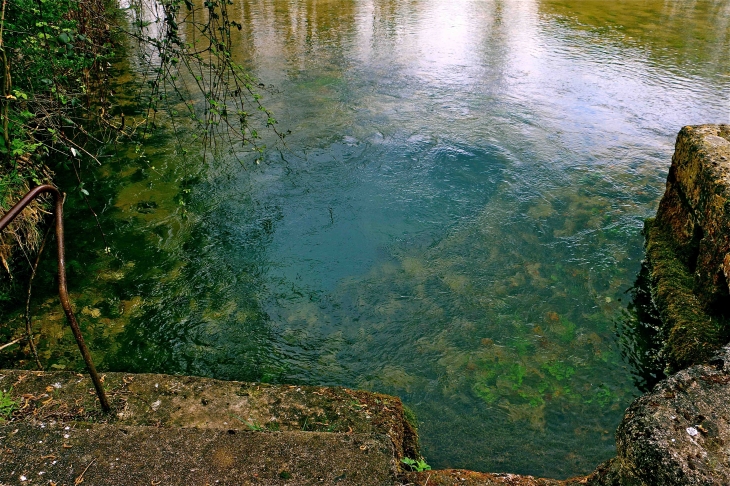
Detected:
[
  {"left": 644, "top": 218, "right": 725, "bottom": 371},
  {"left": 402, "top": 405, "right": 419, "bottom": 432}
]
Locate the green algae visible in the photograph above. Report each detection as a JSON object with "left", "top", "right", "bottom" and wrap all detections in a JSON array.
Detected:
[{"left": 643, "top": 218, "right": 729, "bottom": 373}]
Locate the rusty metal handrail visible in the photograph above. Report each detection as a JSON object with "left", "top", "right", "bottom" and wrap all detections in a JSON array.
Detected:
[{"left": 0, "top": 184, "right": 110, "bottom": 412}]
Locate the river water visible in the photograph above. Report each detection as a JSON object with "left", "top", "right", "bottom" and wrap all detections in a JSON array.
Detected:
[{"left": 4, "top": 0, "right": 730, "bottom": 479}]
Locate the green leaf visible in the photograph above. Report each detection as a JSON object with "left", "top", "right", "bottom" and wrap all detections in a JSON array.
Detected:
[{"left": 400, "top": 457, "right": 431, "bottom": 472}]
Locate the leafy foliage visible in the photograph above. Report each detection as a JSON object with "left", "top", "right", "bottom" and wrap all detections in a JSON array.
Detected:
[
  {"left": 1, "top": 0, "right": 118, "bottom": 161},
  {"left": 401, "top": 457, "right": 431, "bottom": 472},
  {"left": 0, "top": 0, "right": 283, "bottom": 276},
  {"left": 0, "top": 0, "right": 117, "bottom": 276},
  {"left": 0, "top": 388, "right": 17, "bottom": 421}
]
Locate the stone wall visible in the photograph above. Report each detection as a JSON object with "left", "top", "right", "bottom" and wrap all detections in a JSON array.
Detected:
[{"left": 645, "top": 125, "right": 730, "bottom": 371}]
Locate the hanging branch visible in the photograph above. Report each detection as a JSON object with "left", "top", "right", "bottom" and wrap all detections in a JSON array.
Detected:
[{"left": 122, "top": 0, "right": 286, "bottom": 166}]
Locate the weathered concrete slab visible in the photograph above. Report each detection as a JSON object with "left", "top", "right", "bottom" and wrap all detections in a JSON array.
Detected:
[
  {"left": 0, "top": 370, "right": 409, "bottom": 485},
  {"left": 0, "top": 423, "right": 395, "bottom": 485},
  {"left": 656, "top": 124, "right": 730, "bottom": 305},
  {"left": 0, "top": 369, "right": 418, "bottom": 459}
]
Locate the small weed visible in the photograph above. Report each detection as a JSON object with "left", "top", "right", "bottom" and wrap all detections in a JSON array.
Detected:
[
  {"left": 229, "top": 413, "right": 265, "bottom": 431},
  {"left": 401, "top": 457, "right": 431, "bottom": 472},
  {"left": 245, "top": 421, "right": 265, "bottom": 431},
  {"left": 0, "top": 389, "right": 18, "bottom": 421}
]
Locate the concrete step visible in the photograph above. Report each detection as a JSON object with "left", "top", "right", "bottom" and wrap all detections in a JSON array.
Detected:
[
  {"left": 1, "top": 423, "right": 395, "bottom": 485},
  {"left": 0, "top": 370, "right": 417, "bottom": 485},
  {"left": 0, "top": 369, "right": 418, "bottom": 457}
]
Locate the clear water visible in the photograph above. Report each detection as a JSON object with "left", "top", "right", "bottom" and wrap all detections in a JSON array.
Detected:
[{"left": 4, "top": 0, "right": 730, "bottom": 479}]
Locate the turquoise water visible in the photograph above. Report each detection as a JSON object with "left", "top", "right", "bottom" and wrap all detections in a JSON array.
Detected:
[{"left": 4, "top": 0, "right": 730, "bottom": 479}]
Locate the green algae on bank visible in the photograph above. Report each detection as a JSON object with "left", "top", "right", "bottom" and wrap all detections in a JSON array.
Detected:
[{"left": 643, "top": 218, "right": 724, "bottom": 372}]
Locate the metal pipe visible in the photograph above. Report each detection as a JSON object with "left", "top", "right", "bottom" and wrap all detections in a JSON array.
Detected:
[{"left": 0, "top": 184, "right": 111, "bottom": 412}]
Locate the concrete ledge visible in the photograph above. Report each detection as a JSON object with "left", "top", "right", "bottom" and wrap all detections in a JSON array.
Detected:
[
  {"left": 1, "top": 424, "right": 396, "bottom": 485},
  {"left": 0, "top": 370, "right": 412, "bottom": 485},
  {"left": 656, "top": 125, "right": 730, "bottom": 308},
  {"left": 0, "top": 369, "right": 419, "bottom": 458}
]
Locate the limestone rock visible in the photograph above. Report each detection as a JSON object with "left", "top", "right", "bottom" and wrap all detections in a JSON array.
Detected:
[
  {"left": 655, "top": 124, "right": 730, "bottom": 311},
  {"left": 613, "top": 344, "right": 730, "bottom": 485},
  {"left": 645, "top": 125, "right": 730, "bottom": 371}
]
